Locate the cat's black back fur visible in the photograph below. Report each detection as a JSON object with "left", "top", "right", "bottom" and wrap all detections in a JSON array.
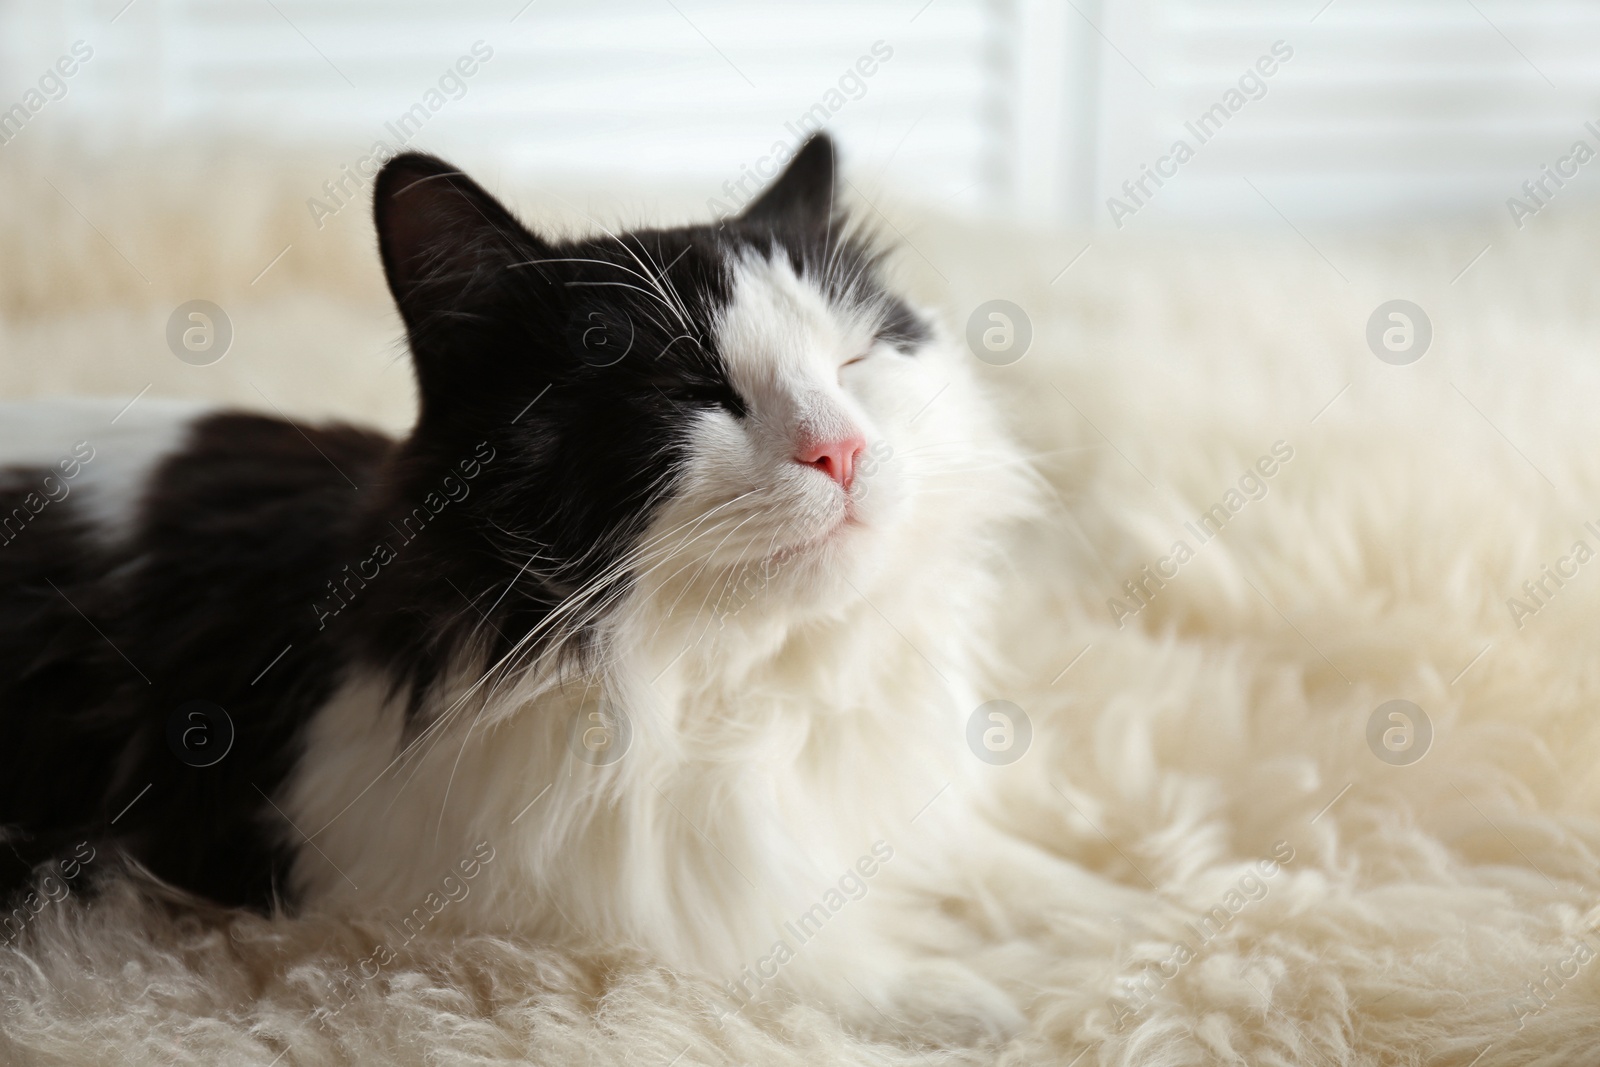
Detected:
[{"left": 0, "top": 415, "right": 390, "bottom": 905}]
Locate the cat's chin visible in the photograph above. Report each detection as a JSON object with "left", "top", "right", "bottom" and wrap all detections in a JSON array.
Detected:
[
  {"left": 765, "top": 513, "right": 859, "bottom": 567},
  {"left": 734, "top": 514, "right": 890, "bottom": 619}
]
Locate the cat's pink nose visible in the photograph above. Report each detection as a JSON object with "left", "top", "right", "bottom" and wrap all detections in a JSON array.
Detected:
[{"left": 797, "top": 433, "right": 866, "bottom": 490}]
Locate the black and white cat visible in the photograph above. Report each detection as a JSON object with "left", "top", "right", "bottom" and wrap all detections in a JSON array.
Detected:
[{"left": 0, "top": 136, "right": 1045, "bottom": 1038}]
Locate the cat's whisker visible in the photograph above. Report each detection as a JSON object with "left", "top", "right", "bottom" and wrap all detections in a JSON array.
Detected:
[
  {"left": 590, "top": 224, "right": 694, "bottom": 334},
  {"left": 562, "top": 280, "right": 684, "bottom": 337},
  {"left": 461, "top": 478, "right": 685, "bottom": 655},
  {"left": 630, "top": 231, "right": 698, "bottom": 334},
  {"left": 670, "top": 513, "right": 768, "bottom": 642},
  {"left": 646, "top": 511, "right": 767, "bottom": 629},
  {"left": 464, "top": 488, "right": 770, "bottom": 703},
  {"left": 509, "top": 255, "right": 670, "bottom": 294},
  {"left": 513, "top": 254, "right": 690, "bottom": 337},
  {"left": 531, "top": 511, "right": 751, "bottom": 666},
  {"left": 906, "top": 457, "right": 1046, "bottom": 477}
]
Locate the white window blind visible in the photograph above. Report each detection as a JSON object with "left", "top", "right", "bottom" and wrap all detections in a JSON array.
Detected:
[
  {"left": 1083, "top": 0, "right": 1600, "bottom": 226},
  {"left": 0, "top": 0, "right": 1012, "bottom": 215},
  {"left": 5, "top": 0, "right": 1600, "bottom": 225}
]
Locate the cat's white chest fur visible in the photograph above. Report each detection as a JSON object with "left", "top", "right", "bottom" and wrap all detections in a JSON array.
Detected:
[{"left": 283, "top": 521, "right": 988, "bottom": 991}]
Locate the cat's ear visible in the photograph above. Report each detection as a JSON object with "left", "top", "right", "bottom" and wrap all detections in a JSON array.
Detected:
[
  {"left": 374, "top": 152, "right": 545, "bottom": 332},
  {"left": 740, "top": 133, "right": 835, "bottom": 230}
]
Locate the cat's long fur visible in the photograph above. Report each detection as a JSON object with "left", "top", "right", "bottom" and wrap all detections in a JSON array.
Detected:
[{"left": 0, "top": 137, "right": 1043, "bottom": 1037}]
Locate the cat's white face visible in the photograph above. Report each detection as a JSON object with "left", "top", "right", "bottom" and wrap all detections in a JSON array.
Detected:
[
  {"left": 363, "top": 132, "right": 1028, "bottom": 668},
  {"left": 635, "top": 250, "right": 1017, "bottom": 632}
]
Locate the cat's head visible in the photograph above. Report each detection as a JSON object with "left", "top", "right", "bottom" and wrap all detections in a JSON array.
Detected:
[{"left": 371, "top": 136, "right": 1028, "bottom": 668}]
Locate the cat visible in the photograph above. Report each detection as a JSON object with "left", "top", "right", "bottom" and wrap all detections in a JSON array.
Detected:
[{"left": 0, "top": 135, "right": 1045, "bottom": 1041}]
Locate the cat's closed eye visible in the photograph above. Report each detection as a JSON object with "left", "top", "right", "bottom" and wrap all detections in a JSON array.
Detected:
[{"left": 666, "top": 382, "right": 744, "bottom": 416}]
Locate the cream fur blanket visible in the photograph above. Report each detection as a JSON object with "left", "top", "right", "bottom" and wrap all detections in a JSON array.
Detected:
[{"left": 2, "top": 142, "right": 1598, "bottom": 1065}]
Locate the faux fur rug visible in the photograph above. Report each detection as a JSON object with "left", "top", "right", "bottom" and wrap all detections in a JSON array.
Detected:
[{"left": 3, "top": 142, "right": 1600, "bottom": 1065}]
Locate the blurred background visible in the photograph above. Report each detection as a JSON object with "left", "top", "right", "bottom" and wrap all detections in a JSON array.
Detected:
[{"left": 4, "top": 0, "right": 1597, "bottom": 225}]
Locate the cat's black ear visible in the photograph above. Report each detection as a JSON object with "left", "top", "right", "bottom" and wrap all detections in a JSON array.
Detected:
[
  {"left": 374, "top": 152, "right": 543, "bottom": 333},
  {"left": 740, "top": 133, "right": 835, "bottom": 229}
]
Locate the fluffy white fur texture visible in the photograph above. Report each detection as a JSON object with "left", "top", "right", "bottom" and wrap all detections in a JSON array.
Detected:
[{"left": 3, "top": 142, "right": 1600, "bottom": 1065}]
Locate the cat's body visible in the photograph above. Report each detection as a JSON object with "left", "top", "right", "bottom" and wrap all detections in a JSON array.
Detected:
[{"left": 0, "top": 137, "right": 1043, "bottom": 1037}]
